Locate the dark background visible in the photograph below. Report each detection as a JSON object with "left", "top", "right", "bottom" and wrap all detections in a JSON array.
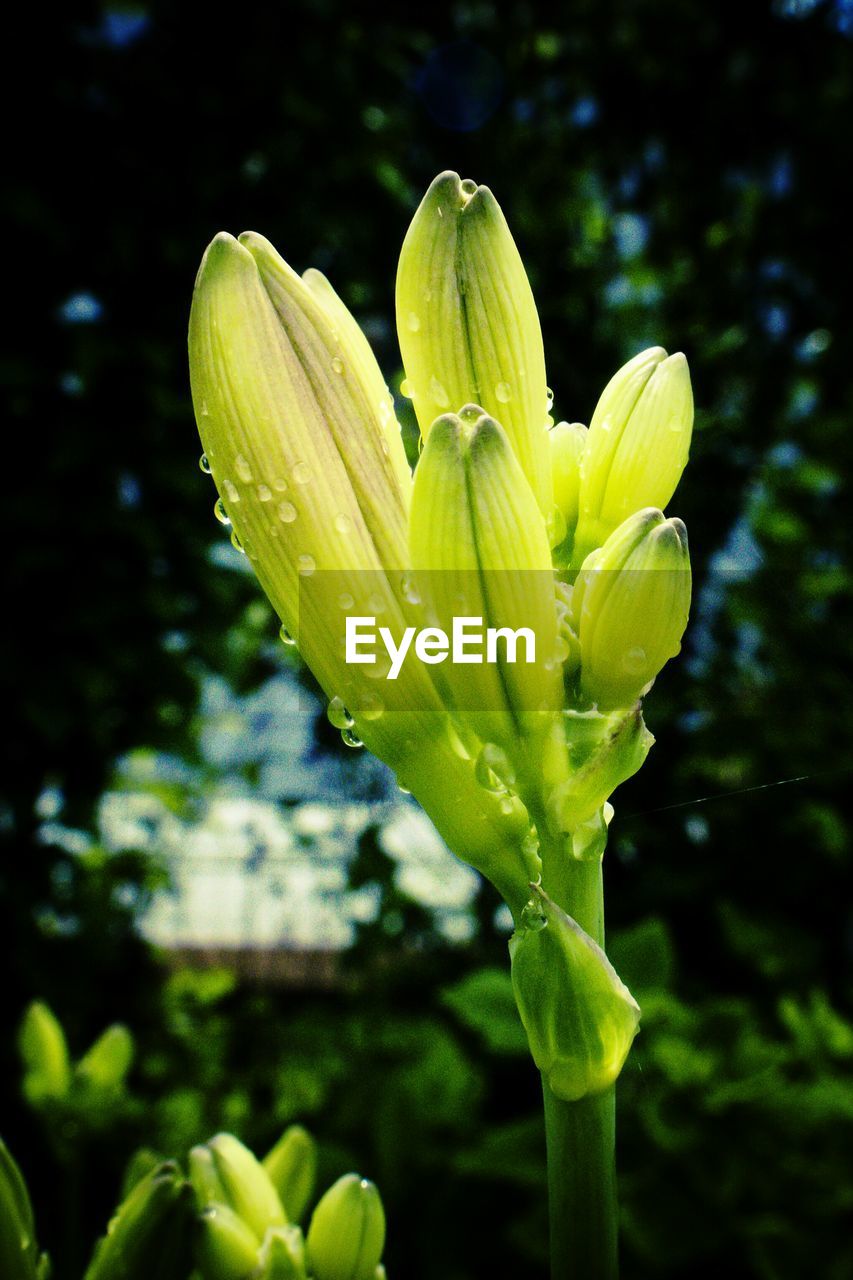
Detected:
[{"left": 3, "top": 2, "right": 853, "bottom": 1277}]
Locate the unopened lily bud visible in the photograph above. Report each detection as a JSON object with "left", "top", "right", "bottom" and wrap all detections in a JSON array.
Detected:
[
  {"left": 549, "top": 421, "right": 587, "bottom": 559},
  {"left": 510, "top": 887, "right": 640, "bottom": 1102},
  {"left": 18, "top": 1001, "right": 71, "bottom": 1105},
  {"left": 84, "top": 1163, "right": 193, "bottom": 1280},
  {"left": 262, "top": 1126, "right": 317, "bottom": 1223},
  {"left": 194, "top": 1203, "right": 260, "bottom": 1280},
  {"left": 549, "top": 706, "right": 654, "bottom": 836},
  {"left": 306, "top": 1175, "right": 385, "bottom": 1280},
  {"left": 193, "top": 1135, "right": 286, "bottom": 1241},
  {"left": 572, "top": 347, "right": 692, "bottom": 565},
  {"left": 571, "top": 508, "right": 691, "bottom": 711},
  {"left": 255, "top": 1225, "right": 308, "bottom": 1279},
  {"left": 396, "top": 171, "right": 552, "bottom": 517},
  {"left": 409, "top": 407, "right": 563, "bottom": 798},
  {"left": 76, "top": 1024, "right": 134, "bottom": 1093},
  {"left": 0, "top": 1138, "right": 48, "bottom": 1280}
]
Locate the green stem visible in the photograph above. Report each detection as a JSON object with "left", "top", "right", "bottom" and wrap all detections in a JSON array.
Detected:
[{"left": 539, "top": 851, "right": 619, "bottom": 1279}]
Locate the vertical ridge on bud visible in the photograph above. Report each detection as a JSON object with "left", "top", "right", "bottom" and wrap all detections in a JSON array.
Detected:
[
  {"left": 573, "top": 347, "right": 693, "bottom": 565},
  {"left": 396, "top": 171, "right": 552, "bottom": 517}
]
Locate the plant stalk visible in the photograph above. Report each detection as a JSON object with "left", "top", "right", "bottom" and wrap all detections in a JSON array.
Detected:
[{"left": 539, "top": 852, "right": 619, "bottom": 1279}]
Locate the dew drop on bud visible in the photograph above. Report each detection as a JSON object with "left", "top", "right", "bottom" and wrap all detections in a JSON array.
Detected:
[
  {"left": 327, "top": 696, "right": 354, "bottom": 730},
  {"left": 430, "top": 376, "right": 450, "bottom": 408},
  {"left": 230, "top": 529, "right": 245, "bottom": 554},
  {"left": 341, "top": 728, "right": 363, "bottom": 749},
  {"left": 297, "top": 554, "right": 316, "bottom": 576},
  {"left": 622, "top": 646, "right": 647, "bottom": 674},
  {"left": 279, "top": 625, "right": 296, "bottom": 647},
  {"left": 292, "top": 461, "right": 312, "bottom": 485},
  {"left": 407, "top": 311, "right": 421, "bottom": 332},
  {"left": 495, "top": 381, "right": 512, "bottom": 404},
  {"left": 338, "top": 591, "right": 355, "bottom": 610},
  {"left": 401, "top": 573, "right": 421, "bottom": 604},
  {"left": 334, "top": 513, "right": 352, "bottom": 535},
  {"left": 400, "top": 378, "right": 414, "bottom": 399},
  {"left": 235, "top": 454, "right": 253, "bottom": 483},
  {"left": 278, "top": 501, "right": 297, "bottom": 523},
  {"left": 199, "top": 453, "right": 211, "bottom": 474},
  {"left": 545, "top": 387, "right": 555, "bottom": 411},
  {"left": 214, "top": 498, "right": 231, "bottom": 526},
  {"left": 475, "top": 742, "right": 516, "bottom": 792},
  {"left": 223, "top": 480, "right": 240, "bottom": 503},
  {"left": 257, "top": 484, "right": 272, "bottom": 502},
  {"left": 331, "top": 356, "right": 344, "bottom": 374},
  {"left": 358, "top": 690, "right": 384, "bottom": 721}
]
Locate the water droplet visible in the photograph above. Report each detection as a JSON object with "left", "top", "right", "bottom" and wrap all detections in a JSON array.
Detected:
[
  {"left": 397, "top": 780, "right": 412, "bottom": 795},
  {"left": 327, "top": 696, "right": 354, "bottom": 730},
  {"left": 495, "top": 381, "right": 512, "bottom": 404},
  {"left": 230, "top": 529, "right": 245, "bottom": 554},
  {"left": 500, "top": 795, "right": 515, "bottom": 816},
  {"left": 430, "top": 376, "right": 450, "bottom": 408},
  {"left": 341, "top": 727, "right": 363, "bottom": 749},
  {"left": 600, "top": 416, "right": 612, "bottom": 433},
  {"left": 366, "top": 652, "right": 392, "bottom": 680},
  {"left": 223, "top": 480, "right": 240, "bottom": 503},
  {"left": 331, "top": 356, "right": 344, "bottom": 374},
  {"left": 255, "top": 484, "right": 272, "bottom": 503},
  {"left": 400, "top": 378, "right": 414, "bottom": 399},
  {"left": 234, "top": 454, "right": 253, "bottom": 482},
  {"left": 545, "top": 386, "right": 555, "bottom": 411},
  {"left": 475, "top": 743, "right": 516, "bottom": 793},
  {"left": 277, "top": 501, "right": 297, "bottom": 523},
  {"left": 401, "top": 572, "right": 421, "bottom": 604},
  {"left": 292, "top": 461, "right": 312, "bottom": 485},
  {"left": 368, "top": 592, "right": 386, "bottom": 614},
  {"left": 379, "top": 400, "right": 391, "bottom": 424},
  {"left": 199, "top": 453, "right": 211, "bottom": 474},
  {"left": 622, "top": 646, "right": 647, "bottom": 674},
  {"left": 279, "top": 624, "right": 296, "bottom": 646},
  {"left": 407, "top": 311, "right": 421, "bottom": 332},
  {"left": 214, "top": 498, "right": 231, "bottom": 526},
  {"left": 273, "top": 477, "right": 288, "bottom": 492},
  {"left": 200, "top": 399, "right": 210, "bottom": 417},
  {"left": 358, "top": 690, "right": 384, "bottom": 721},
  {"left": 297, "top": 554, "right": 316, "bottom": 576},
  {"left": 338, "top": 591, "right": 355, "bottom": 610}
]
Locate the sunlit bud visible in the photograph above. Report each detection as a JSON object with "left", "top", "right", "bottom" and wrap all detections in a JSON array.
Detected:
[
  {"left": 396, "top": 171, "right": 552, "bottom": 517},
  {"left": 306, "top": 1174, "right": 386, "bottom": 1280},
  {"left": 84, "top": 1164, "right": 193, "bottom": 1280},
  {"left": 509, "top": 887, "right": 641, "bottom": 1102},
  {"left": 409, "top": 407, "right": 563, "bottom": 797},
  {"left": 255, "top": 1225, "right": 308, "bottom": 1279},
  {"left": 0, "top": 1138, "right": 48, "bottom": 1280},
  {"left": 549, "top": 707, "right": 654, "bottom": 836},
  {"left": 194, "top": 1203, "right": 260, "bottom": 1280},
  {"left": 193, "top": 1135, "right": 286, "bottom": 1241},
  {"left": 549, "top": 421, "right": 587, "bottom": 556},
  {"left": 572, "top": 348, "right": 692, "bottom": 565},
  {"left": 263, "top": 1126, "right": 317, "bottom": 1223},
  {"left": 18, "top": 1002, "right": 71, "bottom": 1105},
  {"left": 75, "top": 1024, "right": 134, "bottom": 1093},
  {"left": 570, "top": 508, "right": 691, "bottom": 711}
]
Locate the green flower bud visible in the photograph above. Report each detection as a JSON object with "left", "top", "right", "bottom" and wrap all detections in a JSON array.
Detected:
[
  {"left": 549, "top": 421, "right": 588, "bottom": 563},
  {"left": 18, "top": 1002, "right": 71, "bottom": 1105},
  {"left": 549, "top": 706, "right": 654, "bottom": 836},
  {"left": 306, "top": 1175, "right": 385, "bottom": 1280},
  {"left": 509, "top": 887, "right": 640, "bottom": 1102},
  {"left": 262, "top": 1126, "right": 317, "bottom": 1223},
  {"left": 571, "top": 508, "right": 691, "bottom": 711},
  {"left": 396, "top": 171, "right": 552, "bottom": 518},
  {"left": 0, "top": 1137, "right": 48, "bottom": 1280},
  {"left": 572, "top": 347, "right": 693, "bottom": 565},
  {"left": 408, "top": 407, "right": 563, "bottom": 796},
  {"left": 84, "top": 1163, "right": 193, "bottom": 1280},
  {"left": 193, "top": 1135, "right": 286, "bottom": 1241},
  {"left": 254, "top": 1225, "right": 308, "bottom": 1279},
  {"left": 194, "top": 1203, "right": 260, "bottom": 1280},
  {"left": 75, "top": 1024, "right": 134, "bottom": 1093}
]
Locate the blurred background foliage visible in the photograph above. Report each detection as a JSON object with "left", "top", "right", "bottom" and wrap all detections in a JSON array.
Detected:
[{"left": 3, "top": 1, "right": 853, "bottom": 1276}]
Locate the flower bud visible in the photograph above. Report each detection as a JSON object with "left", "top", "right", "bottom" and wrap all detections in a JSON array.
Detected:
[
  {"left": 396, "top": 171, "right": 552, "bottom": 518},
  {"left": 509, "top": 887, "right": 640, "bottom": 1102},
  {"left": 549, "top": 706, "right": 654, "bottom": 836},
  {"left": 255, "top": 1225, "right": 308, "bottom": 1279},
  {"left": 306, "top": 1175, "right": 385, "bottom": 1280},
  {"left": 572, "top": 347, "right": 692, "bottom": 565},
  {"left": 194, "top": 1203, "right": 260, "bottom": 1280},
  {"left": 549, "top": 421, "right": 587, "bottom": 559},
  {"left": 571, "top": 508, "right": 691, "bottom": 711},
  {"left": 0, "top": 1137, "right": 48, "bottom": 1280},
  {"left": 18, "top": 1001, "right": 71, "bottom": 1105},
  {"left": 262, "top": 1126, "right": 317, "bottom": 1223},
  {"left": 408, "top": 407, "right": 563, "bottom": 802},
  {"left": 84, "top": 1163, "right": 193, "bottom": 1280},
  {"left": 75, "top": 1024, "right": 134, "bottom": 1093},
  {"left": 192, "top": 1135, "right": 286, "bottom": 1241}
]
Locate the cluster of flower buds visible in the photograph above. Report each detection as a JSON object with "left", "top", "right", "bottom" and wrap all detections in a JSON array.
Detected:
[
  {"left": 189, "top": 171, "right": 694, "bottom": 1102},
  {"left": 189, "top": 1130, "right": 386, "bottom": 1280}
]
